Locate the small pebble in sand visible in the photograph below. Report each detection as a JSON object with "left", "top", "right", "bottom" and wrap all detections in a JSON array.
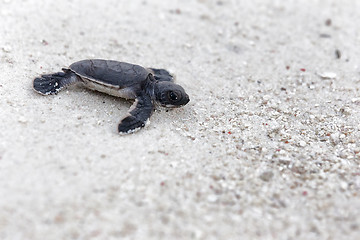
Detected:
[
  {"left": 351, "top": 98, "right": 360, "bottom": 103},
  {"left": 339, "top": 151, "right": 348, "bottom": 159},
  {"left": 340, "top": 181, "right": 348, "bottom": 190},
  {"left": 259, "top": 171, "right": 274, "bottom": 182},
  {"left": 317, "top": 72, "right": 337, "bottom": 79},
  {"left": 335, "top": 49, "right": 341, "bottom": 59},
  {"left": 2, "top": 45, "right": 12, "bottom": 53},
  {"left": 319, "top": 33, "right": 331, "bottom": 38},
  {"left": 330, "top": 133, "right": 340, "bottom": 145},
  {"left": 18, "top": 116, "right": 28, "bottom": 123},
  {"left": 299, "top": 141, "right": 307, "bottom": 147},
  {"left": 325, "top": 19, "right": 332, "bottom": 26},
  {"left": 207, "top": 194, "right": 218, "bottom": 203},
  {"left": 263, "top": 95, "right": 271, "bottom": 101}
]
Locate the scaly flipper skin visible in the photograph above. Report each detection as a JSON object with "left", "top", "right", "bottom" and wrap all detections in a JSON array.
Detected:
[
  {"left": 33, "top": 70, "right": 79, "bottom": 95},
  {"left": 118, "top": 94, "right": 154, "bottom": 134}
]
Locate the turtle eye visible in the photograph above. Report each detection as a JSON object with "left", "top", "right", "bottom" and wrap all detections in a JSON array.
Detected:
[{"left": 168, "top": 91, "right": 179, "bottom": 101}]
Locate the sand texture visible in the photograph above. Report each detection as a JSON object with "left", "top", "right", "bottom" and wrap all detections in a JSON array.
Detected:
[{"left": 1, "top": 0, "right": 360, "bottom": 239}]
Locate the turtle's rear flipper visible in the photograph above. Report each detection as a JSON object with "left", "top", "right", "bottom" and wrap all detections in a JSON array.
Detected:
[
  {"left": 118, "top": 95, "right": 154, "bottom": 134},
  {"left": 148, "top": 68, "right": 174, "bottom": 82},
  {"left": 33, "top": 70, "right": 79, "bottom": 95}
]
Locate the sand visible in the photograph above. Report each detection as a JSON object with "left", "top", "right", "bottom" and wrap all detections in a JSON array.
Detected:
[{"left": 1, "top": 0, "right": 360, "bottom": 239}]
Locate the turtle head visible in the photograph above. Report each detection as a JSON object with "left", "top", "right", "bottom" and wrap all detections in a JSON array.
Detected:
[{"left": 154, "top": 81, "right": 190, "bottom": 108}]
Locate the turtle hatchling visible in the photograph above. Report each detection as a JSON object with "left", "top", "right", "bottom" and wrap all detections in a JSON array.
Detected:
[{"left": 33, "top": 59, "right": 190, "bottom": 134}]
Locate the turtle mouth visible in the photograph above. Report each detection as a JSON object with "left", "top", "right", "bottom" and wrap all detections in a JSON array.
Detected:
[
  {"left": 158, "top": 103, "right": 184, "bottom": 108},
  {"left": 164, "top": 104, "right": 177, "bottom": 108},
  {"left": 163, "top": 97, "right": 190, "bottom": 108}
]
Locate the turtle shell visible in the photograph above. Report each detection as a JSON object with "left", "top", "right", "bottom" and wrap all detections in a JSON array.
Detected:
[{"left": 69, "top": 59, "right": 150, "bottom": 88}]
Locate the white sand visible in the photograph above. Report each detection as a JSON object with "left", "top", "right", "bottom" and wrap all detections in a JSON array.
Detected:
[{"left": 1, "top": 0, "right": 360, "bottom": 239}]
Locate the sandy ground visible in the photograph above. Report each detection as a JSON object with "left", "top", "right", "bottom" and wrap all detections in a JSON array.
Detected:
[{"left": 1, "top": 0, "right": 360, "bottom": 239}]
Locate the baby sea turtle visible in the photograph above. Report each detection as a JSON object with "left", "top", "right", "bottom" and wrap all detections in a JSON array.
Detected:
[{"left": 33, "top": 59, "right": 190, "bottom": 134}]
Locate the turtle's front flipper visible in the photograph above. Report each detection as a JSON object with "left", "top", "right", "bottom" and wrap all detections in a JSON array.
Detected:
[
  {"left": 118, "top": 94, "right": 154, "bottom": 134},
  {"left": 33, "top": 70, "right": 79, "bottom": 95},
  {"left": 148, "top": 68, "right": 174, "bottom": 82}
]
